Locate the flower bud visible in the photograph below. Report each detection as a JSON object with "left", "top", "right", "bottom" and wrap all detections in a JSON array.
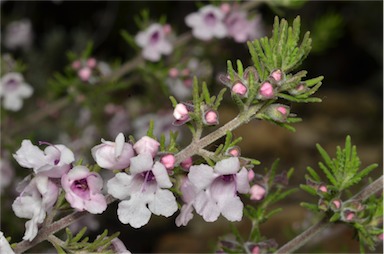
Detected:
[
  {"left": 78, "top": 67, "right": 92, "bottom": 82},
  {"left": 270, "top": 69, "right": 283, "bottom": 83},
  {"left": 330, "top": 198, "right": 342, "bottom": 211},
  {"left": 342, "top": 209, "right": 356, "bottom": 222},
  {"left": 168, "top": 68, "right": 179, "bottom": 78},
  {"left": 72, "top": 60, "right": 81, "bottom": 70},
  {"left": 318, "top": 184, "right": 328, "bottom": 193},
  {"left": 173, "top": 103, "right": 189, "bottom": 120},
  {"left": 289, "top": 83, "right": 307, "bottom": 95},
  {"left": 250, "top": 184, "right": 266, "bottom": 201},
  {"left": 220, "top": 3, "right": 231, "bottom": 14},
  {"left": 226, "top": 146, "right": 241, "bottom": 157},
  {"left": 252, "top": 246, "right": 260, "bottom": 254},
  {"left": 231, "top": 82, "right": 248, "bottom": 96},
  {"left": 160, "top": 154, "right": 176, "bottom": 170},
  {"left": 264, "top": 104, "right": 290, "bottom": 123},
  {"left": 87, "top": 58, "right": 97, "bottom": 68},
  {"left": 203, "top": 109, "right": 219, "bottom": 125},
  {"left": 133, "top": 136, "right": 160, "bottom": 157},
  {"left": 180, "top": 157, "right": 193, "bottom": 171},
  {"left": 318, "top": 199, "right": 329, "bottom": 211},
  {"left": 257, "top": 81, "right": 274, "bottom": 99},
  {"left": 248, "top": 170, "right": 255, "bottom": 181},
  {"left": 163, "top": 24, "right": 172, "bottom": 34}
]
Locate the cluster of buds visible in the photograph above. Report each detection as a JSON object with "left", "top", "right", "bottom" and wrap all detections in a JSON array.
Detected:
[
  {"left": 71, "top": 57, "right": 111, "bottom": 83},
  {"left": 218, "top": 66, "right": 258, "bottom": 98},
  {"left": 172, "top": 102, "right": 219, "bottom": 126}
]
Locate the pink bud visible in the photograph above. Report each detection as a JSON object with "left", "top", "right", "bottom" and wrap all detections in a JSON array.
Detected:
[
  {"left": 332, "top": 199, "right": 341, "bottom": 209},
  {"left": 204, "top": 110, "right": 219, "bottom": 125},
  {"left": 184, "top": 78, "right": 193, "bottom": 88},
  {"left": 168, "top": 68, "right": 179, "bottom": 78},
  {"left": 173, "top": 103, "right": 189, "bottom": 120},
  {"left": 378, "top": 233, "right": 383, "bottom": 241},
  {"left": 318, "top": 185, "right": 327, "bottom": 193},
  {"left": 160, "top": 154, "right": 176, "bottom": 170},
  {"left": 250, "top": 184, "right": 266, "bottom": 201},
  {"left": 133, "top": 136, "right": 160, "bottom": 157},
  {"left": 87, "top": 58, "right": 97, "bottom": 68},
  {"left": 277, "top": 106, "right": 287, "bottom": 115},
  {"left": 271, "top": 69, "right": 282, "bottom": 82},
  {"left": 345, "top": 211, "right": 355, "bottom": 221},
  {"left": 78, "top": 67, "right": 92, "bottom": 81},
  {"left": 231, "top": 82, "right": 247, "bottom": 96},
  {"left": 220, "top": 3, "right": 231, "bottom": 14},
  {"left": 227, "top": 146, "right": 241, "bottom": 157},
  {"left": 248, "top": 170, "right": 255, "bottom": 181},
  {"left": 163, "top": 24, "right": 172, "bottom": 34},
  {"left": 259, "top": 82, "right": 274, "bottom": 98},
  {"left": 181, "top": 157, "right": 193, "bottom": 171},
  {"left": 72, "top": 60, "right": 81, "bottom": 70}
]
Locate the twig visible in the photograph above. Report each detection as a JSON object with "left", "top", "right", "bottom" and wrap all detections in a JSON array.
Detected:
[{"left": 275, "top": 175, "right": 384, "bottom": 254}]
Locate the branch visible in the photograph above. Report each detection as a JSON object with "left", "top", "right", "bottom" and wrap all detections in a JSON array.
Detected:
[
  {"left": 13, "top": 195, "right": 116, "bottom": 254},
  {"left": 275, "top": 175, "right": 383, "bottom": 254}
]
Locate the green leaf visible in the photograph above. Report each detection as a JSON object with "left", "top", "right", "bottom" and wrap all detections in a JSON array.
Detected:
[
  {"left": 300, "top": 184, "right": 317, "bottom": 196},
  {"left": 300, "top": 202, "right": 319, "bottom": 212},
  {"left": 306, "top": 166, "right": 321, "bottom": 182},
  {"left": 202, "top": 82, "right": 211, "bottom": 104},
  {"left": 169, "top": 96, "right": 178, "bottom": 107},
  {"left": 318, "top": 162, "right": 338, "bottom": 186},
  {"left": 316, "top": 143, "right": 335, "bottom": 172},
  {"left": 236, "top": 59, "right": 244, "bottom": 77},
  {"left": 72, "top": 227, "right": 87, "bottom": 243}
]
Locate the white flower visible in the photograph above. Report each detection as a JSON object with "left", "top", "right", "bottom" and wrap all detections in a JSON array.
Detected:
[
  {"left": 187, "top": 157, "right": 250, "bottom": 222},
  {"left": 135, "top": 23, "right": 173, "bottom": 62},
  {"left": 91, "top": 133, "right": 134, "bottom": 170},
  {"left": 13, "top": 140, "right": 74, "bottom": 178},
  {"left": 0, "top": 231, "right": 14, "bottom": 254},
  {"left": 12, "top": 175, "right": 59, "bottom": 241},
  {"left": 185, "top": 5, "right": 227, "bottom": 41},
  {"left": 175, "top": 177, "right": 199, "bottom": 227},
  {"left": 0, "top": 72, "right": 33, "bottom": 111},
  {"left": 61, "top": 166, "right": 107, "bottom": 214},
  {"left": 3, "top": 19, "right": 33, "bottom": 50},
  {"left": 133, "top": 136, "right": 160, "bottom": 157},
  {"left": 107, "top": 153, "right": 178, "bottom": 228}
]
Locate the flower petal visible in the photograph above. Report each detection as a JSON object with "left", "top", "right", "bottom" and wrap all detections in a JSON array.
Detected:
[
  {"left": 194, "top": 191, "right": 220, "bottom": 222},
  {"left": 236, "top": 167, "right": 250, "bottom": 194},
  {"left": 152, "top": 162, "right": 172, "bottom": 188},
  {"left": 214, "top": 157, "right": 240, "bottom": 175},
  {"left": 107, "top": 173, "right": 133, "bottom": 200},
  {"left": 219, "top": 196, "right": 243, "bottom": 221},
  {"left": 188, "top": 164, "right": 216, "bottom": 191},
  {"left": 117, "top": 194, "right": 152, "bottom": 228},
  {"left": 175, "top": 204, "right": 194, "bottom": 227},
  {"left": 114, "top": 133, "right": 125, "bottom": 158},
  {"left": 129, "top": 153, "right": 153, "bottom": 174},
  {"left": 148, "top": 189, "right": 177, "bottom": 217}
]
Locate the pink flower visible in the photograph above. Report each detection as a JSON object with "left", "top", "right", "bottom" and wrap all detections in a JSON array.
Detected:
[
  {"left": 92, "top": 133, "right": 134, "bottom": 170},
  {"left": 135, "top": 23, "right": 173, "bottom": 62},
  {"left": 133, "top": 136, "right": 160, "bottom": 157},
  {"left": 225, "top": 10, "right": 262, "bottom": 43},
  {"left": 185, "top": 5, "right": 227, "bottom": 41},
  {"left": 61, "top": 166, "right": 107, "bottom": 214},
  {"left": 188, "top": 157, "right": 250, "bottom": 222},
  {"left": 13, "top": 140, "right": 74, "bottom": 178},
  {"left": 226, "top": 146, "right": 241, "bottom": 157},
  {"left": 0, "top": 72, "right": 33, "bottom": 111},
  {"left": 12, "top": 175, "right": 59, "bottom": 241},
  {"left": 107, "top": 153, "right": 178, "bottom": 228},
  {"left": 87, "top": 58, "right": 97, "bottom": 68},
  {"left": 250, "top": 184, "right": 266, "bottom": 201}
]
